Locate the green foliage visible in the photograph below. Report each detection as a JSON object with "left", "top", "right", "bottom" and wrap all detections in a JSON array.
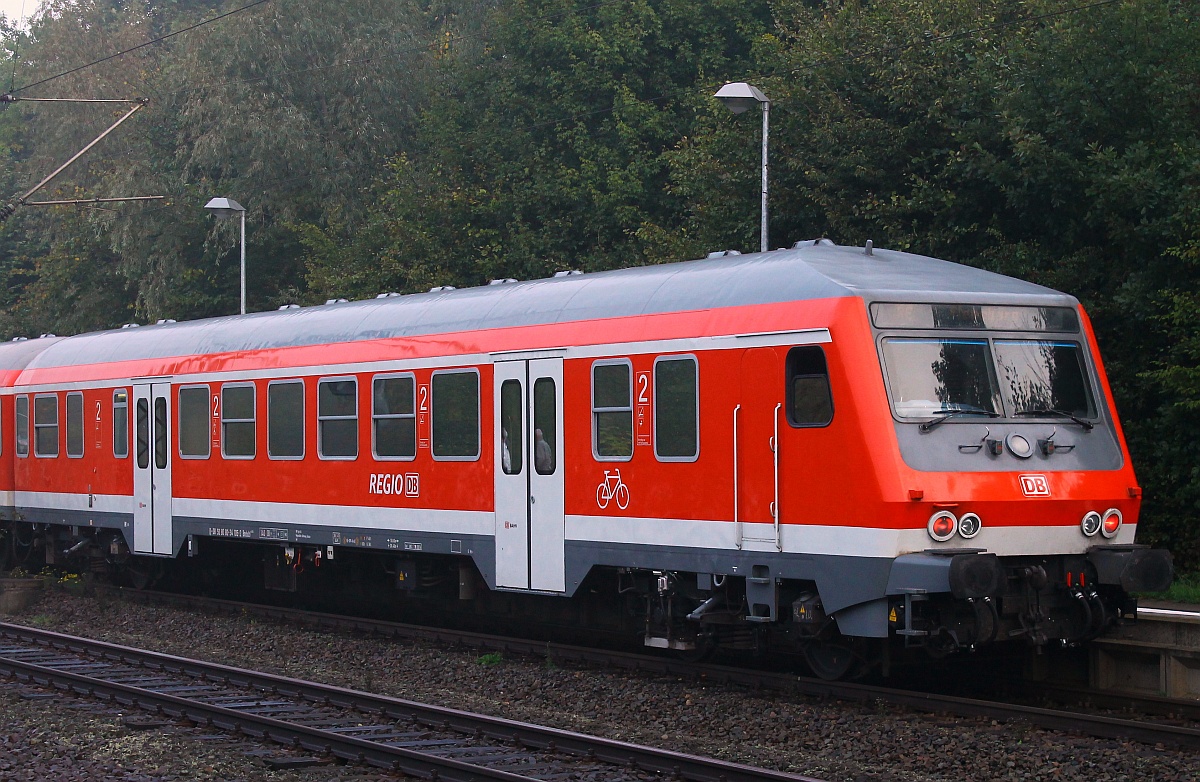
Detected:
[{"left": 303, "top": 0, "right": 773, "bottom": 296}]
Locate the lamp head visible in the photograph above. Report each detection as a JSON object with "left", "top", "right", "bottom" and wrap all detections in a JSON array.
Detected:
[
  {"left": 714, "top": 82, "right": 770, "bottom": 114},
  {"left": 204, "top": 197, "right": 245, "bottom": 220}
]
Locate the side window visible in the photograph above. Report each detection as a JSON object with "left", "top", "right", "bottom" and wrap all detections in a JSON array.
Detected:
[
  {"left": 15, "top": 395, "right": 28, "bottom": 457},
  {"left": 431, "top": 370, "right": 479, "bottom": 459},
  {"left": 372, "top": 374, "right": 416, "bottom": 460},
  {"left": 787, "top": 346, "right": 834, "bottom": 427},
  {"left": 654, "top": 356, "right": 698, "bottom": 461},
  {"left": 33, "top": 394, "right": 59, "bottom": 457},
  {"left": 592, "top": 361, "right": 632, "bottom": 460},
  {"left": 154, "top": 397, "right": 168, "bottom": 469},
  {"left": 113, "top": 389, "right": 129, "bottom": 458},
  {"left": 66, "top": 392, "right": 84, "bottom": 458},
  {"left": 178, "top": 385, "right": 211, "bottom": 458},
  {"left": 499, "top": 379, "right": 523, "bottom": 475},
  {"left": 221, "top": 383, "right": 256, "bottom": 459},
  {"left": 268, "top": 380, "right": 305, "bottom": 459},
  {"left": 533, "top": 377, "right": 556, "bottom": 475},
  {"left": 318, "top": 377, "right": 358, "bottom": 459},
  {"left": 136, "top": 398, "right": 149, "bottom": 468}
]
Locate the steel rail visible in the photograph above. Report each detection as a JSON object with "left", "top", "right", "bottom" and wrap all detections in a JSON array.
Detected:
[
  {"left": 0, "top": 622, "right": 823, "bottom": 782},
  {"left": 99, "top": 587, "right": 1200, "bottom": 749}
]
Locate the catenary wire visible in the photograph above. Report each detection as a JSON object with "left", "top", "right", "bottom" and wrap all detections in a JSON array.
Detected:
[{"left": 10, "top": 0, "right": 273, "bottom": 93}]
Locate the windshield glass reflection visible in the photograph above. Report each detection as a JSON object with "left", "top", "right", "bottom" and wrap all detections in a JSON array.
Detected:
[
  {"left": 881, "top": 338, "right": 1001, "bottom": 417},
  {"left": 993, "top": 340, "right": 1095, "bottom": 419}
]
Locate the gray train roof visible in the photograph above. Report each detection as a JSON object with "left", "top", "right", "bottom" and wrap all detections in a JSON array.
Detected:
[
  {"left": 13, "top": 242, "right": 1075, "bottom": 371},
  {"left": 0, "top": 336, "right": 63, "bottom": 372}
]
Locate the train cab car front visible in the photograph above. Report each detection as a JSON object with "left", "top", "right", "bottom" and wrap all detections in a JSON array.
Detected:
[{"left": 874, "top": 298, "right": 1173, "bottom": 656}]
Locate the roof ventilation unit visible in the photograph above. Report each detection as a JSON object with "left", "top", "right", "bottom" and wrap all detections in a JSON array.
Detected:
[
  {"left": 40, "top": 332, "right": 58, "bottom": 337},
  {"left": 11, "top": 336, "right": 27, "bottom": 342},
  {"left": 155, "top": 319, "right": 177, "bottom": 325},
  {"left": 278, "top": 304, "right": 300, "bottom": 310},
  {"left": 376, "top": 292, "right": 401, "bottom": 298},
  {"left": 429, "top": 285, "right": 456, "bottom": 293},
  {"left": 488, "top": 278, "right": 518, "bottom": 285},
  {"left": 706, "top": 250, "right": 742, "bottom": 258},
  {"left": 119, "top": 324, "right": 138, "bottom": 329},
  {"left": 553, "top": 270, "right": 584, "bottom": 277},
  {"left": 793, "top": 238, "right": 836, "bottom": 248},
  {"left": 324, "top": 298, "right": 349, "bottom": 305}
]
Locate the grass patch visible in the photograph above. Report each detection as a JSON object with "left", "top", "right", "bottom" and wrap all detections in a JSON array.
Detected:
[
  {"left": 1140, "top": 571, "right": 1200, "bottom": 604},
  {"left": 477, "top": 652, "right": 503, "bottom": 666}
]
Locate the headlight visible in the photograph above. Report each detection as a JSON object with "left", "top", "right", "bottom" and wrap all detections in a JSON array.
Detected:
[
  {"left": 928, "top": 511, "right": 958, "bottom": 542},
  {"left": 1005, "top": 433, "right": 1034, "bottom": 458},
  {"left": 1080, "top": 511, "right": 1102, "bottom": 537},
  {"left": 1101, "top": 508, "right": 1123, "bottom": 538},
  {"left": 958, "top": 513, "right": 982, "bottom": 539}
]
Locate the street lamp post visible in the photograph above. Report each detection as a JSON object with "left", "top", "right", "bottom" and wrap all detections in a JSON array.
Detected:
[
  {"left": 714, "top": 82, "right": 771, "bottom": 253},
  {"left": 204, "top": 197, "right": 247, "bottom": 315}
]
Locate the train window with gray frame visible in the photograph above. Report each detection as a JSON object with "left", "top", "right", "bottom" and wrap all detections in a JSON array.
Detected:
[
  {"left": 66, "top": 391, "right": 84, "bottom": 458},
  {"left": 33, "top": 394, "right": 59, "bottom": 457},
  {"left": 654, "top": 356, "right": 698, "bottom": 460},
  {"left": 221, "top": 383, "right": 256, "bottom": 459},
  {"left": 178, "top": 385, "right": 211, "bottom": 458},
  {"left": 113, "top": 389, "right": 129, "bottom": 458},
  {"left": 318, "top": 377, "right": 358, "bottom": 459},
  {"left": 15, "top": 395, "right": 28, "bottom": 457},
  {"left": 267, "top": 380, "right": 304, "bottom": 459},
  {"left": 373, "top": 374, "right": 416, "bottom": 460},
  {"left": 786, "top": 346, "right": 834, "bottom": 427},
  {"left": 592, "top": 360, "right": 632, "bottom": 460},
  {"left": 431, "top": 370, "right": 479, "bottom": 460}
]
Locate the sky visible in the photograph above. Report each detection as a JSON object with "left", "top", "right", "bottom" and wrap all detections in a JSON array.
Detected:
[{"left": 0, "top": 0, "right": 37, "bottom": 27}]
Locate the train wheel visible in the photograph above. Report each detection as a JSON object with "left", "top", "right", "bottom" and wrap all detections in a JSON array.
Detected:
[
  {"left": 804, "top": 640, "right": 857, "bottom": 681},
  {"left": 124, "top": 558, "right": 160, "bottom": 590}
]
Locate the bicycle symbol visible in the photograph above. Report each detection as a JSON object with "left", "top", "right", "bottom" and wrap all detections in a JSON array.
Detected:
[{"left": 595, "top": 469, "right": 630, "bottom": 510}]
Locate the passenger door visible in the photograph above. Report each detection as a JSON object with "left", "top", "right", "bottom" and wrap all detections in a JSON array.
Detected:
[
  {"left": 736, "top": 348, "right": 782, "bottom": 551},
  {"left": 132, "top": 382, "right": 173, "bottom": 555},
  {"left": 493, "top": 358, "right": 565, "bottom": 592}
]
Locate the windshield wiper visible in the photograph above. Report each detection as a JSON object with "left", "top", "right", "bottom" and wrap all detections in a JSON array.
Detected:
[
  {"left": 1014, "top": 408, "right": 1094, "bottom": 431},
  {"left": 919, "top": 408, "right": 1002, "bottom": 432}
]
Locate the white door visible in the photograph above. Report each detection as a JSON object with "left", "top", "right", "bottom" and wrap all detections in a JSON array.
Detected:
[
  {"left": 528, "top": 358, "right": 565, "bottom": 592},
  {"left": 493, "top": 358, "right": 565, "bottom": 592},
  {"left": 133, "top": 383, "right": 174, "bottom": 556},
  {"left": 494, "top": 362, "right": 529, "bottom": 588}
]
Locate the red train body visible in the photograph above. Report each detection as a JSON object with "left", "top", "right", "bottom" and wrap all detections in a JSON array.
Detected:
[{"left": 0, "top": 242, "right": 1172, "bottom": 677}]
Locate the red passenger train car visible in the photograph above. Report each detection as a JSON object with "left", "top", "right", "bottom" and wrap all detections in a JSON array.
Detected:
[{"left": 0, "top": 241, "right": 1172, "bottom": 677}]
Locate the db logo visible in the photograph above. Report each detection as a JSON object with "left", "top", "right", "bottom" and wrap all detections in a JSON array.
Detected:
[{"left": 1019, "top": 474, "right": 1050, "bottom": 497}]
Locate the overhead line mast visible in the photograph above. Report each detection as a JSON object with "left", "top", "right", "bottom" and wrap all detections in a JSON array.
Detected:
[{"left": 0, "top": 95, "right": 162, "bottom": 221}]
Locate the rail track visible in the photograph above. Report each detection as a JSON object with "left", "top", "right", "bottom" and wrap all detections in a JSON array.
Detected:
[
  {"left": 65, "top": 586, "right": 1200, "bottom": 751},
  {"left": 0, "top": 621, "right": 825, "bottom": 782}
]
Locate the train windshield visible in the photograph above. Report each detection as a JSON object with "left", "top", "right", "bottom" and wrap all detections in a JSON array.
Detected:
[
  {"left": 881, "top": 337, "right": 1096, "bottom": 420},
  {"left": 882, "top": 338, "right": 1001, "bottom": 417},
  {"left": 993, "top": 339, "right": 1096, "bottom": 419}
]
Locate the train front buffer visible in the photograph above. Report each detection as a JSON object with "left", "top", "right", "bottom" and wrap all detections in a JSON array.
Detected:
[{"left": 882, "top": 543, "right": 1173, "bottom": 655}]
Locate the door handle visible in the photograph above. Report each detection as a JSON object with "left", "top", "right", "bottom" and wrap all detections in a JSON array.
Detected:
[{"left": 530, "top": 496, "right": 536, "bottom": 504}]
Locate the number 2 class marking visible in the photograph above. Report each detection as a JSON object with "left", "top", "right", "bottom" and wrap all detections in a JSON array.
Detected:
[{"left": 637, "top": 373, "right": 649, "bottom": 404}]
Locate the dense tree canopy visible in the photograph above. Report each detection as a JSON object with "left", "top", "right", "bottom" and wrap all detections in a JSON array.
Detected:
[{"left": 2, "top": 0, "right": 1199, "bottom": 567}]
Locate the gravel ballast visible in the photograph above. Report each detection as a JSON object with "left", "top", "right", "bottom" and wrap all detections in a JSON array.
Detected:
[{"left": 1, "top": 587, "right": 1197, "bottom": 782}]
